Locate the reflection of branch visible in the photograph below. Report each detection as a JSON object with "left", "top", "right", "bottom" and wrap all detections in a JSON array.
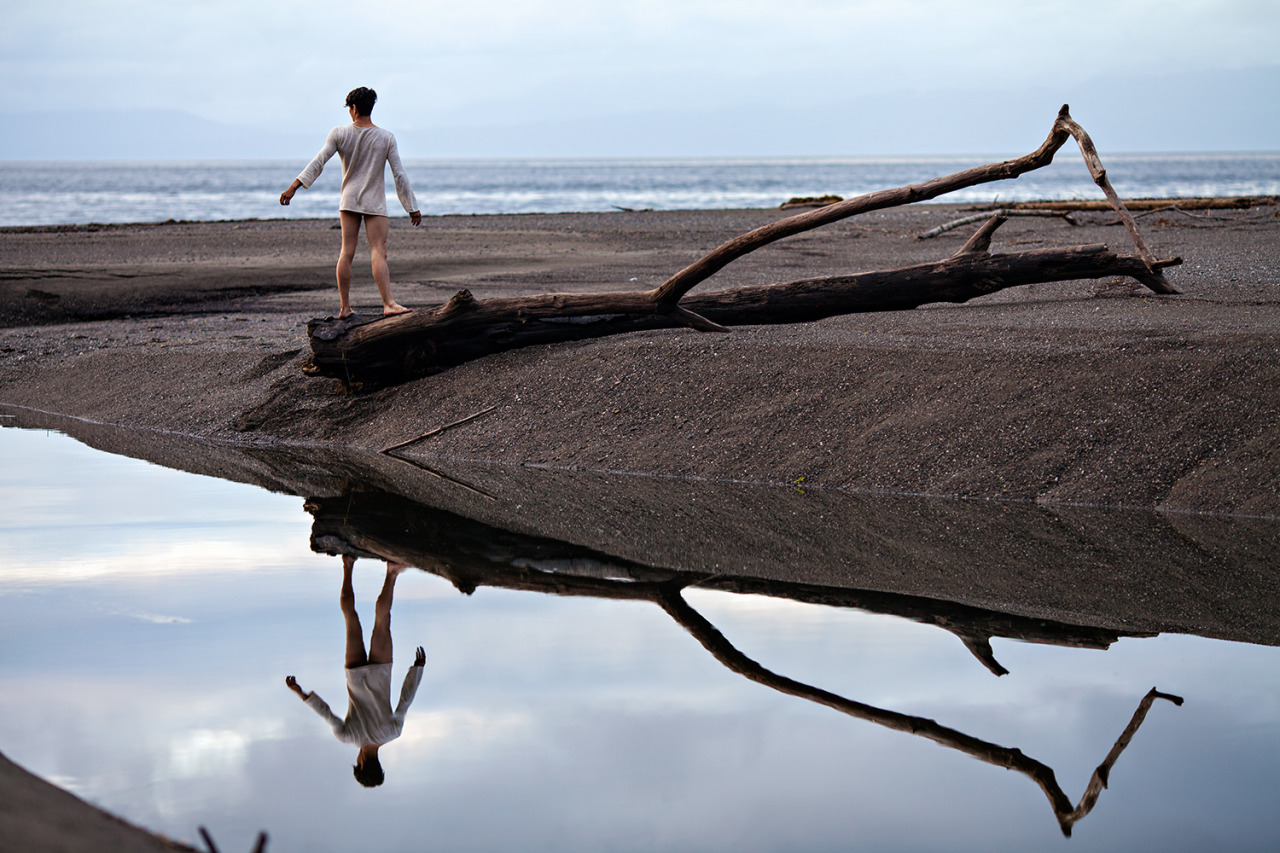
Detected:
[
  {"left": 955, "top": 632, "right": 1009, "bottom": 676},
  {"left": 308, "top": 487, "right": 1144, "bottom": 665},
  {"left": 379, "top": 454, "right": 496, "bottom": 500},
  {"left": 306, "top": 487, "right": 1181, "bottom": 833},
  {"left": 654, "top": 586, "right": 1181, "bottom": 837},
  {"left": 1061, "top": 687, "right": 1184, "bottom": 830}
]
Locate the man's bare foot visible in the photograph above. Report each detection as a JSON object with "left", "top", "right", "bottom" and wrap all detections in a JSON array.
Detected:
[
  {"left": 383, "top": 303, "right": 412, "bottom": 316},
  {"left": 338, "top": 309, "right": 354, "bottom": 319}
]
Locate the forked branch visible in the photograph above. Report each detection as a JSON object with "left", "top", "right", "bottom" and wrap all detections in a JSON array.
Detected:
[{"left": 648, "top": 104, "right": 1172, "bottom": 306}]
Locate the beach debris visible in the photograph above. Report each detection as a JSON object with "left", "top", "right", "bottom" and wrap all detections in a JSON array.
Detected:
[
  {"left": 1005, "top": 195, "right": 1277, "bottom": 212},
  {"left": 305, "top": 105, "right": 1181, "bottom": 389},
  {"left": 199, "top": 826, "right": 268, "bottom": 853},
  {"left": 916, "top": 208, "right": 1079, "bottom": 239},
  {"left": 381, "top": 405, "right": 498, "bottom": 453},
  {"left": 780, "top": 194, "right": 843, "bottom": 209}
]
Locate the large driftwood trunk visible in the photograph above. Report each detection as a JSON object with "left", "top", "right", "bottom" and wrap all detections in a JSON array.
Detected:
[
  {"left": 305, "top": 106, "right": 1180, "bottom": 389},
  {"left": 308, "top": 240, "right": 1177, "bottom": 386}
]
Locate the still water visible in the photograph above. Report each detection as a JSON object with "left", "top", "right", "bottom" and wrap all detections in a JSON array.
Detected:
[{"left": 1, "top": 424, "right": 1278, "bottom": 852}]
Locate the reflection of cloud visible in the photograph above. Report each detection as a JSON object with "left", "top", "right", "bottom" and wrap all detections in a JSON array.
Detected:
[
  {"left": 43, "top": 773, "right": 90, "bottom": 798},
  {"left": 395, "top": 709, "right": 533, "bottom": 757},
  {"left": 167, "top": 728, "right": 249, "bottom": 779},
  {"left": 686, "top": 588, "right": 892, "bottom": 626},
  {"left": 0, "top": 538, "right": 307, "bottom": 586},
  {"left": 685, "top": 588, "right": 944, "bottom": 644},
  {"left": 130, "top": 612, "right": 193, "bottom": 624}
]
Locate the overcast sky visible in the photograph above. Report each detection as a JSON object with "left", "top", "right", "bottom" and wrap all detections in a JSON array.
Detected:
[{"left": 5, "top": 0, "right": 1279, "bottom": 157}]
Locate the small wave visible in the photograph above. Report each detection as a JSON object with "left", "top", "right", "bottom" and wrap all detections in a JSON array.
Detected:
[{"left": 1, "top": 153, "right": 1276, "bottom": 227}]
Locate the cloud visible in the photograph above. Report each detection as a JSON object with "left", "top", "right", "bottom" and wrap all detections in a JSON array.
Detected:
[{"left": 5, "top": 0, "right": 1278, "bottom": 132}]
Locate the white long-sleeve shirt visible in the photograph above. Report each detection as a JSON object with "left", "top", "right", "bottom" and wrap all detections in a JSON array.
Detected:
[
  {"left": 296, "top": 124, "right": 418, "bottom": 217},
  {"left": 305, "top": 662, "right": 424, "bottom": 746}
]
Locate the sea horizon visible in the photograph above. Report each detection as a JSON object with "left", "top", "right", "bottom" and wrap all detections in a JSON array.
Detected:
[{"left": 2, "top": 152, "right": 1277, "bottom": 229}]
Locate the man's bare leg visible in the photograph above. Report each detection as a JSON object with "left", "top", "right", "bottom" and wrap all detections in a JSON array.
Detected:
[
  {"left": 341, "top": 555, "right": 369, "bottom": 668},
  {"left": 368, "top": 561, "right": 408, "bottom": 665},
  {"left": 364, "top": 215, "right": 410, "bottom": 316},
  {"left": 336, "top": 211, "right": 363, "bottom": 319}
]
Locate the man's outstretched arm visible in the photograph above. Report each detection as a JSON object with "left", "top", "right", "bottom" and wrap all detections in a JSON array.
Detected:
[{"left": 395, "top": 646, "right": 427, "bottom": 716}]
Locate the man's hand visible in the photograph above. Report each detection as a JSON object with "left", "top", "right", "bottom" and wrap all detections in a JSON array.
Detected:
[
  {"left": 280, "top": 179, "right": 302, "bottom": 206},
  {"left": 414, "top": 646, "right": 425, "bottom": 667},
  {"left": 410, "top": 210, "right": 422, "bottom": 226}
]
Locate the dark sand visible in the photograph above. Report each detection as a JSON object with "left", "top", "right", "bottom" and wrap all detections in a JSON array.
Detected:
[
  {"left": 2, "top": 204, "right": 1278, "bottom": 515},
  {"left": 2, "top": 202, "right": 1279, "bottom": 849}
]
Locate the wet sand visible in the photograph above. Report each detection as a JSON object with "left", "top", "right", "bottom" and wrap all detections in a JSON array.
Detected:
[{"left": 2, "top": 204, "right": 1278, "bottom": 516}]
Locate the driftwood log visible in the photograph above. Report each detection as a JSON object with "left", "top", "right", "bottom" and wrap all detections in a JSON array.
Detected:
[
  {"left": 1007, "top": 196, "right": 1277, "bottom": 212},
  {"left": 306, "top": 105, "right": 1181, "bottom": 388}
]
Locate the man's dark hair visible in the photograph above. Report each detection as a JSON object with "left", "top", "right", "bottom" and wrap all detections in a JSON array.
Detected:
[
  {"left": 345, "top": 87, "right": 377, "bottom": 117},
  {"left": 353, "top": 752, "right": 385, "bottom": 787}
]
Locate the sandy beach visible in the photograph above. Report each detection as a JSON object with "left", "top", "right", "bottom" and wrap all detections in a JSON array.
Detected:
[{"left": 2, "top": 203, "right": 1278, "bottom": 516}]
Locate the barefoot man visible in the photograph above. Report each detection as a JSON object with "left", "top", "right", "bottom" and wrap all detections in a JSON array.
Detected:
[
  {"left": 286, "top": 555, "right": 424, "bottom": 787},
  {"left": 280, "top": 86, "right": 422, "bottom": 318}
]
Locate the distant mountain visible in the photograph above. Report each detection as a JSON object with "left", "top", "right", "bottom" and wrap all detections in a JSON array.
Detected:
[{"left": 8, "top": 66, "right": 1277, "bottom": 161}]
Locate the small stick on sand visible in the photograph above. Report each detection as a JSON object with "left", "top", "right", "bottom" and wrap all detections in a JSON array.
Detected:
[
  {"left": 917, "top": 209, "right": 1078, "bottom": 240},
  {"left": 380, "top": 405, "right": 498, "bottom": 454}
]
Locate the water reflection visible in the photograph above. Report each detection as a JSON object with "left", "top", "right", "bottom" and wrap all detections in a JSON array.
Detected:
[
  {"left": 285, "top": 556, "right": 425, "bottom": 788},
  {"left": 4, "top": 413, "right": 1280, "bottom": 851},
  {"left": 305, "top": 486, "right": 1182, "bottom": 836},
  {"left": 658, "top": 589, "right": 1181, "bottom": 838}
]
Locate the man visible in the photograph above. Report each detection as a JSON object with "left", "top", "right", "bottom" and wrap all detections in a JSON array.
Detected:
[{"left": 280, "top": 86, "right": 422, "bottom": 317}]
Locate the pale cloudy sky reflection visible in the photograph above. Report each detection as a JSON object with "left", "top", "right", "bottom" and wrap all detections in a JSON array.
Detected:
[{"left": 1, "top": 427, "right": 1279, "bottom": 851}]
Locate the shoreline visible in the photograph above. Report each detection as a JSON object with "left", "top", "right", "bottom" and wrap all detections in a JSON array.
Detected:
[{"left": 1, "top": 193, "right": 1274, "bottom": 234}]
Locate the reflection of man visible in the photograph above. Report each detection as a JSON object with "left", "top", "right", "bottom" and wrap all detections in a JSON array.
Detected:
[{"left": 286, "top": 555, "right": 424, "bottom": 787}]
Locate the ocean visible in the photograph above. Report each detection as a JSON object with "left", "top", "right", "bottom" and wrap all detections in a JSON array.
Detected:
[{"left": 1, "top": 153, "right": 1277, "bottom": 228}]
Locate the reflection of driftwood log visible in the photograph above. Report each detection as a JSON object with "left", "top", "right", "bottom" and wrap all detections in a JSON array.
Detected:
[
  {"left": 305, "top": 488, "right": 1145, "bottom": 674},
  {"left": 306, "top": 487, "right": 1181, "bottom": 836},
  {"left": 304, "top": 106, "right": 1180, "bottom": 388},
  {"left": 655, "top": 587, "right": 1182, "bottom": 838}
]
